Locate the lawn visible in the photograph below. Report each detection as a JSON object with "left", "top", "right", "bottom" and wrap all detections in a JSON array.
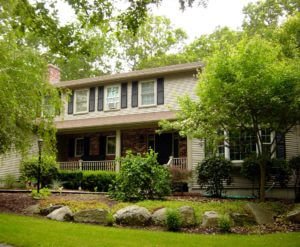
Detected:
[{"left": 0, "top": 213, "right": 299, "bottom": 247}]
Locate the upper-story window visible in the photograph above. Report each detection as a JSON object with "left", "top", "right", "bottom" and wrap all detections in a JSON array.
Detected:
[
  {"left": 106, "top": 85, "right": 120, "bottom": 110},
  {"left": 140, "top": 80, "right": 156, "bottom": 106},
  {"left": 74, "top": 89, "right": 89, "bottom": 114}
]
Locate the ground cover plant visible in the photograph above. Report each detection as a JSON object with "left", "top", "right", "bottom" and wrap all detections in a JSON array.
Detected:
[{"left": 0, "top": 213, "right": 299, "bottom": 247}]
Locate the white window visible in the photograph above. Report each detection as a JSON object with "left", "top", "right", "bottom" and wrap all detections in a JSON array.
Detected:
[
  {"left": 106, "top": 136, "right": 116, "bottom": 155},
  {"left": 74, "top": 89, "right": 89, "bottom": 114},
  {"left": 105, "top": 85, "right": 120, "bottom": 110},
  {"left": 140, "top": 80, "right": 156, "bottom": 106},
  {"left": 75, "top": 138, "right": 84, "bottom": 157}
]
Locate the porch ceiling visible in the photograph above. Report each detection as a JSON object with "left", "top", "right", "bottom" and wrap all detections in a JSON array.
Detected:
[{"left": 55, "top": 111, "right": 176, "bottom": 133}]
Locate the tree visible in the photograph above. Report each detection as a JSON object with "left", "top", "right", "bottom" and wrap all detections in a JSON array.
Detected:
[{"left": 160, "top": 36, "right": 300, "bottom": 201}]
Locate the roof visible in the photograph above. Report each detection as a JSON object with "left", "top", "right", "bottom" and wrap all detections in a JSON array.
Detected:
[
  {"left": 55, "top": 111, "right": 176, "bottom": 132},
  {"left": 54, "top": 62, "right": 203, "bottom": 89}
]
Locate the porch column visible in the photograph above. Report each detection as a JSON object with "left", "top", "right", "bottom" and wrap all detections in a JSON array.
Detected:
[
  {"left": 187, "top": 136, "right": 193, "bottom": 171},
  {"left": 115, "top": 129, "right": 121, "bottom": 172}
]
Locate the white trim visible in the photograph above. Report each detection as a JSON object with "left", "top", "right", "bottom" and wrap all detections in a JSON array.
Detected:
[
  {"left": 74, "top": 89, "right": 89, "bottom": 114},
  {"left": 75, "top": 138, "right": 84, "bottom": 157},
  {"left": 104, "top": 84, "right": 121, "bottom": 111},
  {"left": 106, "top": 135, "right": 116, "bottom": 155},
  {"left": 139, "top": 80, "right": 157, "bottom": 107}
]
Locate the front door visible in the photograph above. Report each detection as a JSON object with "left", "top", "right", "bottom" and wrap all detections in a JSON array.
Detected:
[{"left": 155, "top": 133, "right": 173, "bottom": 165}]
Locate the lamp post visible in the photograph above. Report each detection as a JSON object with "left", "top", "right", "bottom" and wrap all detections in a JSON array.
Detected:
[{"left": 37, "top": 139, "right": 43, "bottom": 193}]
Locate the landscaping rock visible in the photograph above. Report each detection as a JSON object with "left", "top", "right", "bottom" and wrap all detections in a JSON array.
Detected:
[
  {"left": 23, "top": 204, "right": 40, "bottom": 215},
  {"left": 74, "top": 209, "right": 108, "bottom": 224},
  {"left": 114, "top": 205, "right": 151, "bottom": 226},
  {"left": 230, "top": 212, "right": 256, "bottom": 226},
  {"left": 286, "top": 207, "right": 300, "bottom": 223},
  {"left": 245, "top": 203, "right": 274, "bottom": 225},
  {"left": 47, "top": 206, "right": 73, "bottom": 221},
  {"left": 202, "top": 211, "right": 220, "bottom": 227},
  {"left": 178, "top": 206, "right": 197, "bottom": 227},
  {"left": 152, "top": 208, "right": 167, "bottom": 226},
  {"left": 40, "top": 205, "right": 64, "bottom": 216}
]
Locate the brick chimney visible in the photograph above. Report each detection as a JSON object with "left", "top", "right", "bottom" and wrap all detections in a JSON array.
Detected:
[{"left": 48, "top": 64, "right": 61, "bottom": 84}]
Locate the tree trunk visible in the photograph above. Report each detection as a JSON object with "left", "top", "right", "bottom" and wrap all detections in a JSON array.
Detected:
[{"left": 259, "top": 161, "right": 266, "bottom": 202}]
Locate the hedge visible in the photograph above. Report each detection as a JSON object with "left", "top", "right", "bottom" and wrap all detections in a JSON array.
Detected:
[{"left": 58, "top": 170, "right": 116, "bottom": 192}]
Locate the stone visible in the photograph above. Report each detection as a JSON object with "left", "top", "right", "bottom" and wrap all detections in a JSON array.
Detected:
[
  {"left": 23, "top": 204, "right": 40, "bottom": 215},
  {"left": 74, "top": 209, "right": 109, "bottom": 224},
  {"left": 114, "top": 205, "right": 151, "bottom": 226},
  {"left": 152, "top": 208, "right": 167, "bottom": 226},
  {"left": 178, "top": 206, "right": 197, "bottom": 227},
  {"left": 47, "top": 206, "right": 73, "bottom": 221},
  {"left": 245, "top": 203, "right": 274, "bottom": 225},
  {"left": 202, "top": 211, "right": 220, "bottom": 228},
  {"left": 230, "top": 212, "right": 256, "bottom": 226},
  {"left": 286, "top": 208, "right": 300, "bottom": 223},
  {"left": 40, "top": 205, "right": 64, "bottom": 216}
]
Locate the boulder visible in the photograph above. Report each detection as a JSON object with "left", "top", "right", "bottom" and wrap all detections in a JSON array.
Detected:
[
  {"left": 178, "top": 206, "right": 197, "bottom": 227},
  {"left": 114, "top": 205, "right": 151, "bottom": 226},
  {"left": 245, "top": 203, "right": 274, "bottom": 225},
  {"left": 202, "top": 211, "right": 220, "bottom": 228},
  {"left": 47, "top": 206, "right": 73, "bottom": 221},
  {"left": 286, "top": 208, "right": 300, "bottom": 223},
  {"left": 23, "top": 204, "right": 40, "bottom": 215},
  {"left": 230, "top": 212, "right": 256, "bottom": 226},
  {"left": 152, "top": 208, "right": 167, "bottom": 226},
  {"left": 74, "top": 209, "right": 108, "bottom": 224},
  {"left": 40, "top": 205, "right": 64, "bottom": 216}
]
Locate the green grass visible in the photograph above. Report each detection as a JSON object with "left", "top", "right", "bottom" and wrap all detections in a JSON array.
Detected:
[{"left": 0, "top": 213, "right": 299, "bottom": 247}]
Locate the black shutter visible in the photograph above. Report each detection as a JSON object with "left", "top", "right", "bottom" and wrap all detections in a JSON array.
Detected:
[
  {"left": 121, "top": 83, "right": 128, "bottom": 108},
  {"left": 132, "top": 81, "right": 138, "bottom": 107},
  {"left": 97, "top": 86, "right": 104, "bottom": 111},
  {"left": 276, "top": 133, "right": 286, "bottom": 159},
  {"left": 157, "top": 78, "right": 164, "bottom": 105},
  {"left": 83, "top": 137, "right": 90, "bottom": 159},
  {"left": 89, "top": 87, "right": 95, "bottom": 112},
  {"left": 68, "top": 138, "right": 75, "bottom": 158},
  {"left": 67, "top": 91, "right": 74, "bottom": 114}
]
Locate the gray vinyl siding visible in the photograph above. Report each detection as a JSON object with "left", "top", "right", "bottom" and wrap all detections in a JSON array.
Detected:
[
  {"left": 286, "top": 125, "right": 300, "bottom": 160},
  {"left": 191, "top": 138, "right": 205, "bottom": 189}
]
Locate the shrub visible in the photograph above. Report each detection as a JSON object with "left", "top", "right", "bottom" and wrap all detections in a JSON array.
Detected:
[
  {"left": 218, "top": 214, "right": 232, "bottom": 232},
  {"left": 106, "top": 213, "right": 115, "bottom": 226},
  {"left": 166, "top": 209, "right": 182, "bottom": 231},
  {"left": 57, "top": 171, "right": 83, "bottom": 190},
  {"left": 196, "top": 156, "right": 232, "bottom": 198},
  {"left": 21, "top": 155, "right": 58, "bottom": 188},
  {"left": 109, "top": 150, "right": 171, "bottom": 201},
  {"left": 2, "top": 174, "right": 16, "bottom": 189},
  {"left": 169, "top": 167, "right": 192, "bottom": 192},
  {"left": 31, "top": 187, "right": 51, "bottom": 199},
  {"left": 288, "top": 156, "right": 300, "bottom": 202},
  {"left": 81, "top": 171, "right": 116, "bottom": 192}
]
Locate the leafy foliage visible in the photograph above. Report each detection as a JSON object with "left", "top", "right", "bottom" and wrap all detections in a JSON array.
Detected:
[
  {"left": 31, "top": 188, "right": 51, "bottom": 199},
  {"left": 81, "top": 171, "right": 116, "bottom": 192},
  {"left": 166, "top": 209, "right": 182, "bottom": 231},
  {"left": 57, "top": 171, "right": 83, "bottom": 190},
  {"left": 109, "top": 150, "right": 171, "bottom": 201},
  {"left": 218, "top": 214, "right": 232, "bottom": 232},
  {"left": 21, "top": 155, "right": 58, "bottom": 188},
  {"left": 196, "top": 156, "right": 232, "bottom": 198}
]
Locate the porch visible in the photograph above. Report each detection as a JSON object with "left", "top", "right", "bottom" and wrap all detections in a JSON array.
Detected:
[{"left": 57, "top": 127, "right": 189, "bottom": 172}]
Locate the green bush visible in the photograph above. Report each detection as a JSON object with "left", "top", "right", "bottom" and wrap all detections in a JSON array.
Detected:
[
  {"left": 196, "top": 156, "right": 232, "bottom": 198},
  {"left": 2, "top": 174, "right": 16, "bottom": 189},
  {"left": 21, "top": 155, "right": 58, "bottom": 188},
  {"left": 31, "top": 187, "right": 51, "bottom": 199},
  {"left": 57, "top": 171, "right": 83, "bottom": 190},
  {"left": 109, "top": 150, "right": 171, "bottom": 201},
  {"left": 218, "top": 214, "right": 232, "bottom": 232},
  {"left": 82, "top": 171, "right": 116, "bottom": 192},
  {"left": 166, "top": 209, "right": 182, "bottom": 232}
]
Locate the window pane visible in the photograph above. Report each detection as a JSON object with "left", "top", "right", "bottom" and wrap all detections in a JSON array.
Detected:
[
  {"left": 76, "top": 90, "right": 88, "bottom": 112},
  {"left": 229, "top": 130, "right": 256, "bottom": 160},
  {"left": 141, "top": 81, "right": 154, "bottom": 105},
  {"left": 106, "top": 86, "right": 119, "bottom": 106},
  {"left": 107, "top": 136, "right": 116, "bottom": 155}
]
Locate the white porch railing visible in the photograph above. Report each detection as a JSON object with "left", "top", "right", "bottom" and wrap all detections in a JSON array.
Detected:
[
  {"left": 166, "top": 157, "right": 188, "bottom": 170},
  {"left": 59, "top": 160, "right": 116, "bottom": 172}
]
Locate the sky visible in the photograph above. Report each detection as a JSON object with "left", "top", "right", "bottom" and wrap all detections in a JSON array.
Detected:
[{"left": 57, "top": 0, "right": 258, "bottom": 41}]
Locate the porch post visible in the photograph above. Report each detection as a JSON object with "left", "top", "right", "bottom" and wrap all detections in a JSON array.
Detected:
[
  {"left": 115, "top": 129, "right": 121, "bottom": 172},
  {"left": 187, "top": 136, "right": 193, "bottom": 192}
]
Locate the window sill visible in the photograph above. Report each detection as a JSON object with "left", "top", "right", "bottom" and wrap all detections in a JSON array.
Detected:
[
  {"left": 138, "top": 104, "right": 157, "bottom": 109},
  {"left": 231, "top": 160, "right": 244, "bottom": 167},
  {"left": 73, "top": 111, "right": 89, "bottom": 115},
  {"left": 104, "top": 108, "right": 120, "bottom": 112}
]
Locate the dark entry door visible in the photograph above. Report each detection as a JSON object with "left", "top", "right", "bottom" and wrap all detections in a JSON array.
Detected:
[
  {"left": 99, "top": 136, "right": 106, "bottom": 160},
  {"left": 155, "top": 133, "right": 173, "bottom": 165}
]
